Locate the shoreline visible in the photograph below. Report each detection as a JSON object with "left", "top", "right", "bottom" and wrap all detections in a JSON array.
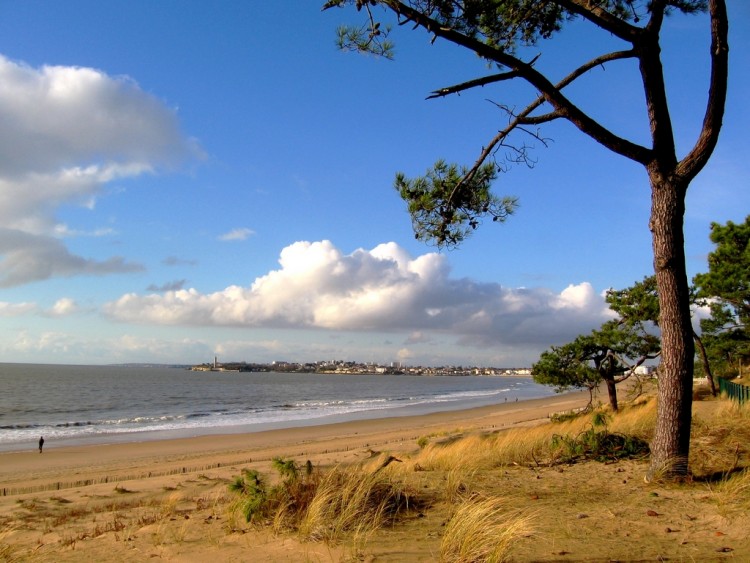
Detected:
[
  {"left": 0, "top": 368, "right": 549, "bottom": 453},
  {"left": 0, "top": 386, "right": 554, "bottom": 454},
  {"left": 0, "top": 390, "right": 590, "bottom": 496}
]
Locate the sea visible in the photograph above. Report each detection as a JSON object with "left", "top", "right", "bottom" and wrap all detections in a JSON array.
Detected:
[{"left": 0, "top": 363, "right": 555, "bottom": 453}]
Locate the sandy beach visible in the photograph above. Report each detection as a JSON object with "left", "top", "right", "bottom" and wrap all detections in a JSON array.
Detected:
[
  {"left": 4, "top": 386, "right": 749, "bottom": 562},
  {"left": 1, "top": 391, "right": 589, "bottom": 496},
  {"left": 0, "top": 391, "right": 593, "bottom": 562}
]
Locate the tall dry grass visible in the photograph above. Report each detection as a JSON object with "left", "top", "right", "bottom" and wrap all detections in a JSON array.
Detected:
[
  {"left": 407, "top": 397, "right": 657, "bottom": 475},
  {"left": 223, "top": 389, "right": 748, "bottom": 557},
  {"left": 440, "top": 495, "right": 534, "bottom": 563},
  {"left": 0, "top": 532, "right": 18, "bottom": 562},
  {"left": 712, "top": 468, "right": 750, "bottom": 517},
  {"left": 297, "top": 464, "right": 413, "bottom": 543},
  {"left": 690, "top": 398, "right": 750, "bottom": 478}
]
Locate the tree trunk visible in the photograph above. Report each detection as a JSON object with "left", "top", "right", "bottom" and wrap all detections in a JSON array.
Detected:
[
  {"left": 647, "top": 176, "right": 695, "bottom": 479},
  {"left": 604, "top": 376, "right": 618, "bottom": 412},
  {"left": 694, "top": 332, "right": 717, "bottom": 397}
]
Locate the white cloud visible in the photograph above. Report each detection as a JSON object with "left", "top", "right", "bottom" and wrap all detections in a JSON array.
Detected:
[
  {"left": 218, "top": 228, "right": 255, "bottom": 241},
  {"left": 214, "top": 338, "right": 286, "bottom": 358},
  {"left": 396, "top": 348, "right": 414, "bottom": 363},
  {"left": 53, "top": 224, "right": 116, "bottom": 238},
  {"left": 0, "top": 54, "right": 198, "bottom": 286},
  {"left": 3, "top": 330, "right": 213, "bottom": 364},
  {"left": 110, "top": 334, "right": 213, "bottom": 362},
  {"left": 47, "top": 298, "right": 79, "bottom": 317},
  {"left": 405, "top": 331, "right": 432, "bottom": 344},
  {"left": 0, "top": 301, "right": 37, "bottom": 317},
  {"left": 103, "top": 240, "right": 613, "bottom": 350}
]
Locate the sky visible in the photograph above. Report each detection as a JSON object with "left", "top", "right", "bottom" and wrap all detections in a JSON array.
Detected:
[{"left": 0, "top": 1, "right": 746, "bottom": 368}]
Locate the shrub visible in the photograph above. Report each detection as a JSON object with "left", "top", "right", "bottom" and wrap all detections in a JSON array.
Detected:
[
  {"left": 229, "top": 459, "right": 321, "bottom": 530},
  {"left": 228, "top": 469, "right": 267, "bottom": 523},
  {"left": 551, "top": 413, "right": 649, "bottom": 464}
]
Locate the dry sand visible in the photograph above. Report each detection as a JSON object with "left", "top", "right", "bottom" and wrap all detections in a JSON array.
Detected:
[
  {"left": 1, "top": 393, "right": 588, "bottom": 496},
  {"left": 2, "top": 388, "right": 748, "bottom": 561}
]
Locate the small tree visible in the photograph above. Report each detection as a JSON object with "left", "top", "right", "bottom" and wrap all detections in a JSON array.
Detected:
[
  {"left": 326, "top": 0, "right": 729, "bottom": 478},
  {"left": 694, "top": 216, "right": 750, "bottom": 378},
  {"left": 533, "top": 320, "right": 659, "bottom": 411},
  {"left": 606, "top": 275, "right": 717, "bottom": 395}
]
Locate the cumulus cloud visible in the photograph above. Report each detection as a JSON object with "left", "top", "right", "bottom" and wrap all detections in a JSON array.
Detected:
[
  {"left": 103, "top": 240, "right": 613, "bottom": 350},
  {"left": 218, "top": 228, "right": 255, "bottom": 242},
  {"left": 11, "top": 330, "right": 77, "bottom": 356},
  {"left": 0, "top": 54, "right": 198, "bottom": 286},
  {"left": 47, "top": 298, "right": 80, "bottom": 317}
]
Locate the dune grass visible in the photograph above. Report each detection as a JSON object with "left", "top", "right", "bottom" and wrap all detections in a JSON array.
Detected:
[
  {"left": 227, "top": 456, "right": 416, "bottom": 545},
  {"left": 405, "top": 391, "right": 750, "bottom": 481},
  {"left": 223, "top": 389, "right": 750, "bottom": 558},
  {"left": 406, "top": 396, "right": 657, "bottom": 475},
  {"left": 16, "top": 384, "right": 747, "bottom": 561},
  {"left": 297, "top": 464, "right": 414, "bottom": 543},
  {"left": 440, "top": 496, "right": 534, "bottom": 563},
  {"left": 690, "top": 398, "right": 750, "bottom": 478}
]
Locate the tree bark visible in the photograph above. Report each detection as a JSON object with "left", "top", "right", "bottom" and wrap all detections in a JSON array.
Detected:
[
  {"left": 604, "top": 376, "right": 619, "bottom": 412},
  {"left": 694, "top": 332, "right": 717, "bottom": 397},
  {"left": 647, "top": 175, "right": 695, "bottom": 479}
]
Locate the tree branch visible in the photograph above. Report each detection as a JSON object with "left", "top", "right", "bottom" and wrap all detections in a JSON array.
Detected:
[
  {"left": 519, "top": 110, "right": 564, "bottom": 125},
  {"left": 677, "top": 0, "right": 729, "bottom": 182},
  {"left": 446, "top": 49, "right": 642, "bottom": 204},
  {"left": 427, "top": 69, "right": 522, "bottom": 100},
  {"left": 553, "top": 0, "right": 641, "bottom": 42},
  {"left": 425, "top": 53, "right": 540, "bottom": 99},
  {"left": 385, "top": 0, "right": 652, "bottom": 164}
]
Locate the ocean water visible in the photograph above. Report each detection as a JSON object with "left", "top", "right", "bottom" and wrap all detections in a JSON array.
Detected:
[{"left": 0, "top": 363, "right": 554, "bottom": 452}]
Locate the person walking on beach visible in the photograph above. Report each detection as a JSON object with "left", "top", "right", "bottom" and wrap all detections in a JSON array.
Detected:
[{"left": 38, "top": 436, "right": 44, "bottom": 453}]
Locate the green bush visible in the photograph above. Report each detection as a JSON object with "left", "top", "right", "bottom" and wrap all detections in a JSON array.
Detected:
[
  {"left": 228, "top": 469, "right": 268, "bottom": 523},
  {"left": 229, "top": 458, "right": 319, "bottom": 527},
  {"left": 551, "top": 413, "right": 649, "bottom": 463}
]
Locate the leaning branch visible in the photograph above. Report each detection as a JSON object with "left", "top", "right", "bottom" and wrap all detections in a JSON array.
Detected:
[
  {"left": 519, "top": 110, "right": 564, "bottom": 125},
  {"left": 445, "top": 49, "right": 640, "bottom": 205},
  {"left": 613, "top": 352, "right": 660, "bottom": 384},
  {"left": 553, "top": 0, "right": 640, "bottom": 42},
  {"left": 677, "top": 0, "right": 729, "bottom": 183},
  {"left": 385, "top": 0, "right": 651, "bottom": 164},
  {"left": 426, "top": 55, "right": 539, "bottom": 99}
]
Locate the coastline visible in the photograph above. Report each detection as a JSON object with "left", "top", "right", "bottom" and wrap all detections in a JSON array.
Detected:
[
  {"left": 5, "top": 381, "right": 748, "bottom": 562},
  {"left": 0, "top": 390, "right": 590, "bottom": 496},
  {"left": 0, "top": 367, "right": 549, "bottom": 453}
]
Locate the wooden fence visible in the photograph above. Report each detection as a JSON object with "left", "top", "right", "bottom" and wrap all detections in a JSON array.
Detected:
[{"left": 718, "top": 377, "right": 750, "bottom": 405}]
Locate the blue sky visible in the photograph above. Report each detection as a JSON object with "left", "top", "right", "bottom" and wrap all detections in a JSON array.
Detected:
[{"left": 0, "top": 1, "right": 746, "bottom": 367}]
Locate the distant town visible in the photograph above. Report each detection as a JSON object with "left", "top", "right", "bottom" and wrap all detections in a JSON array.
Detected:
[{"left": 190, "top": 357, "right": 532, "bottom": 377}]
